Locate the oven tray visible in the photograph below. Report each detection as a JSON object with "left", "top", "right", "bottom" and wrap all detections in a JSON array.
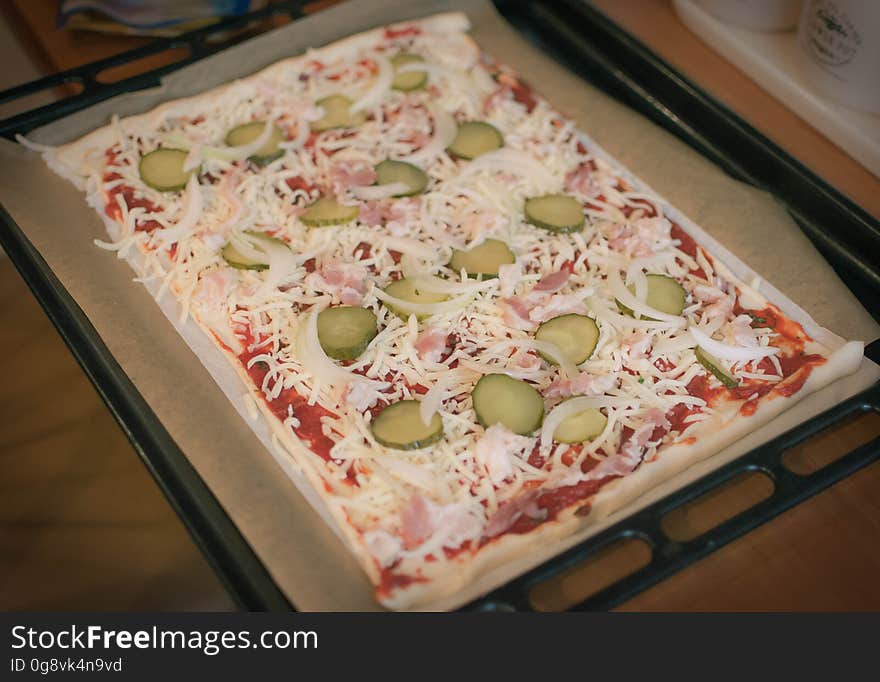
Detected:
[{"left": 0, "top": 0, "right": 877, "bottom": 611}]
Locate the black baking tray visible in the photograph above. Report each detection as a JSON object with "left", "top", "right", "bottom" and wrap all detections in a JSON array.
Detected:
[{"left": 0, "top": 0, "right": 878, "bottom": 612}]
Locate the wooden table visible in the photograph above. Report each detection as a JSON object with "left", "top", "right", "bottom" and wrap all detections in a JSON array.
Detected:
[{"left": 2, "top": 0, "right": 878, "bottom": 611}]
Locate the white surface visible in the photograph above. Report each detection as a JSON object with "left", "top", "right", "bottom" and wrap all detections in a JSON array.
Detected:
[{"left": 674, "top": 0, "right": 880, "bottom": 177}]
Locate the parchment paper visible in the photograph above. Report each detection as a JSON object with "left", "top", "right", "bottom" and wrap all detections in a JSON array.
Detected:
[{"left": 1, "top": 0, "right": 877, "bottom": 611}]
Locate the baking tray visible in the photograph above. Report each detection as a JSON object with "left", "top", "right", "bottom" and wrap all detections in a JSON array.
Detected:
[{"left": 0, "top": 0, "right": 878, "bottom": 611}]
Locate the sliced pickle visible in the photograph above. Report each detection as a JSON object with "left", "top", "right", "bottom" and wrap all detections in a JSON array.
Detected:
[
  {"left": 695, "top": 346, "right": 738, "bottom": 388},
  {"left": 311, "top": 94, "right": 368, "bottom": 132},
  {"left": 616, "top": 274, "right": 687, "bottom": 318},
  {"left": 535, "top": 314, "right": 600, "bottom": 365},
  {"left": 524, "top": 194, "right": 585, "bottom": 233},
  {"left": 375, "top": 159, "right": 428, "bottom": 197},
  {"left": 220, "top": 231, "right": 285, "bottom": 270},
  {"left": 447, "top": 121, "right": 504, "bottom": 159},
  {"left": 138, "top": 148, "right": 194, "bottom": 192},
  {"left": 553, "top": 406, "right": 607, "bottom": 444},
  {"left": 447, "top": 239, "right": 515, "bottom": 279},
  {"left": 224, "top": 121, "right": 285, "bottom": 165},
  {"left": 371, "top": 400, "right": 444, "bottom": 449},
  {"left": 391, "top": 53, "right": 427, "bottom": 91},
  {"left": 317, "top": 306, "right": 378, "bottom": 361},
  {"left": 382, "top": 277, "right": 449, "bottom": 320},
  {"left": 471, "top": 373, "right": 544, "bottom": 435},
  {"left": 300, "top": 197, "right": 360, "bottom": 227}
]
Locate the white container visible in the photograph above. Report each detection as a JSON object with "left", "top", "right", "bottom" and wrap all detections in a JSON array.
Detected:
[
  {"left": 797, "top": 0, "right": 880, "bottom": 114},
  {"left": 696, "top": 0, "right": 802, "bottom": 31}
]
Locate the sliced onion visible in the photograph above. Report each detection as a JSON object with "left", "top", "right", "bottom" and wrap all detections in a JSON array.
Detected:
[
  {"left": 419, "top": 373, "right": 454, "bottom": 426},
  {"left": 540, "top": 396, "right": 624, "bottom": 450},
  {"left": 625, "top": 262, "right": 649, "bottom": 302},
  {"left": 374, "top": 288, "right": 473, "bottom": 317},
  {"left": 690, "top": 326, "right": 779, "bottom": 362},
  {"left": 407, "top": 275, "right": 496, "bottom": 295},
  {"left": 607, "top": 268, "right": 684, "bottom": 324},
  {"left": 651, "top": 331, "right": 696, "bottom": 356},
  {"left": 254, "top": 233, "right": 300, "bottom": 293},
  {"left": 183, "top": 143, "right": 203, "bottom": 172},
  {"left": 487, "top": 338, "right": 577, "bottom": 378},
  {"left": 459, "top": 149, "right": 556, "bottom": 192},
  {"left": 587, "top": 296, "right": 685, "bottom": 331},
  {"left": 350, "top": 182, "right": 409, "bottom": 201},
  {"left": 351, "top": 54, "right": 393, "bottom": 113},
  {"left": 382, "top": 237, "right": 438, "bottom": 262},
  {"left": 399, "top": 102, "right": 457, "bottom": 166},
  {"left": 153, "top": 174, "right": 203, "bottom": 245},
  {"left": 204, "top": 119, "right": 277, "bottom": 162},
  {"left": 378, "top": 457, "right": 438, "bottom": 492},
  {"left": 296, "top": 308, "right": 389, "bottom": 392}
]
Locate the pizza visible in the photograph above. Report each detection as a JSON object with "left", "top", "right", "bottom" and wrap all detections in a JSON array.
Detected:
[{"left": 28, "top": 12, "right": 864, "bottom": 609}]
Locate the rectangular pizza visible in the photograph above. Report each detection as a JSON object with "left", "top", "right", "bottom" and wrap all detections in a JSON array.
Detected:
[{"left": 24, "top": 12, "right": 865, "bottom": 609}]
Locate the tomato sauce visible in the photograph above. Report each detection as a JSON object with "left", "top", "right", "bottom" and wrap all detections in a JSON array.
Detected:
[{"left": 235, "top": 325, "right": 340, "bottom": 468}]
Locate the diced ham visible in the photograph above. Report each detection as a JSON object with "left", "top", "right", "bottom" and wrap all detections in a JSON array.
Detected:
[
  {"left": 693, "top": 284, "right": 724, "bottom": 304},
  {"left": 485, "top": 490, "right": 545, "bottom": 538},
  {"left": 499, "top": 296, "right": 536, "bottom": 331},
  {"left": 731, "top": 314, "right": 759, "bottom": 347},
  {"left": 330, "top": 160, "right": 377, "bottom": 195},
  {"left": 474, "top": 424, "right": 532, "bottom": 486},
  {"left": 609, "top": 216, "right": 673, "bottom": 257},
  {"left": 528, "top": 293, "right": 588, "bottom": 323},
  {"left": 385, "top": 197, "right": 421, "bottom": 235},
  {"left": 621, "top": 332, "right": 652, "bottom": 360},
  {"left": 400, "top": 495, "right": 482, "bottom": 551},
  {"left": 533, "top": 269, "right": 570, "bottom": 293},
  {"left": 359, "top": 200, "right": 385, "bottom": 226},
  {"left": 345, "top": 382, "right": 382, "bottom": 412},
  {"left": 415, "top": 326, "right": 449, "bottom": 363},
  {"left": 482, "top": 85, "right": 512, "bottom": 114},
  {"left": 513, "top": 350, "right": 542, "bottom": 372},
  {"left": 565, "top": 163, "right": 599, "bottom": 198},
  {"left": 306, "top": 260, "right": 367, "bottom": 305},
  {"left": 459, "top": 210, "right": 505, "bottom": 244},
  {"left": 583, "top": 450, "right": 641, "bottom": 481},
  {"left": 401, "top": 494, "right": 436, "bottom": 549},
  {"left": 363, "top": 529, "right": 402, "bottom": 568},
  {"left": 545, "top": 372, "right": 618, "bottom": 400},
  {"left": 620, "top": 408, "right": 670, "bottom": 460},
  {"left": 701, "top": 294, "right": 734, "bottom": 322},
  {"left": 497, "top": 261, "right": 522, "bottom": 298}
]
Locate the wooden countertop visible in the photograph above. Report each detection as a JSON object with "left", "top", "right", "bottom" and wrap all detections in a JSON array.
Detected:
[{"left": 1, "top": 0, "right": 878, "bottom": 611}]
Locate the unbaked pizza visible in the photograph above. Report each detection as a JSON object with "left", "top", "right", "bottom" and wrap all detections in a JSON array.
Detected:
[{"left": 29, "top": 12, "right": 863, "bottom": 609}]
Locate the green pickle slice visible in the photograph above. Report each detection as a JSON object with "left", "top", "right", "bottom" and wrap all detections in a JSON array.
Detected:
[
  {"left": 471, "top": 374, "right": 544, "bottom": 435},
  {"left": 371, "top": 400, "right": 444, "bottom": 450}
]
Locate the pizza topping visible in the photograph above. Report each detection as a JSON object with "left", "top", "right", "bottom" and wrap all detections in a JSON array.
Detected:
[
  {"left": 610, "top": 270, "right": 686, "bottom": 322},
  {"left": 371, "top": 399, "right": 444, "bottom": 450},
  {"left": 138, "top": 148, "right": 194, "bottom": 192},
  {"left": 534, "top": 314, "right": 599, "bottom": 365},
  {"left": 224, "top": 121, "right": 285, "bottom": 165},
  {"left": 695, "top": 347, "right": 739, "bottom": 389},
  {"left": 311, "top": 94, "right": 368, "bottom": 131},
  {"left": 400, "top": 101, "right": 457, "bottom": 166},
  {"left": 524, "top": 194, "right": 585, "bottom": 233},
  {"left": 691, "top": 325, "right": 779, "bottom": 363},
  {"left": 474, "top": 423, "right": 532, "bottom": 485},
  {"left": 350, "top": 54, "right": 394, "bottom": 114},
  {"left": 472, "top": 373, "right": 545, "bottom": 436},
  {"left": 373, "top": 159, "right": 429, "bottom": 197},
  {"left": 447, "top": 120, "right": 504, "bottom": 159},
  {"left": 448, "top": 238, "right": 515, "bottom": 278},
  {"left": 552, "top": 405, "right": 607, "bottom": 444},
  {"left": 221, "top": 231, "right": 281, "bottom": 270},
  {"left": 378, "top": 278, "right": 459, "bottom": 320},
  {"left": 414, "top": 326, "right": 449, "bottom": 363},
  {"left": 300, "top": 196, "right": 361, "bottom": 227},
  {"left": 545, "top": 371, "right": 618, "bottom": 400},
  {"left": 306, "top": 260, "right": 368, "bottom": 305},
  {"left": 391, "top": 53, "right": 428, "bottom": 91},
  {"left": 541, "top": 396, "right": 621, "bottom": 449},
  {"left": 316, "top": 306, "right": 378, "bottom": 360},
  {"left": 533, "top": 268, "right": 571, "bottom": 293}
]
